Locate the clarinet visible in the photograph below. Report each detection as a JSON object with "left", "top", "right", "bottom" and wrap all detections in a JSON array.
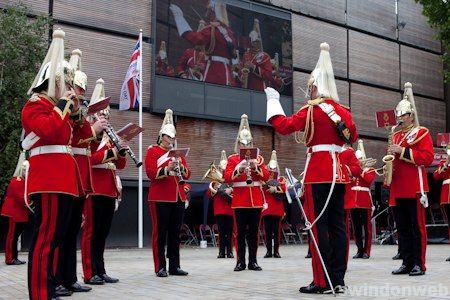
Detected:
[
  {"left": 168, "top": 145, "right": 185, "bottom": 185},
  {"left": 82, "top": 100, "right": 142, "bottom": 167}
]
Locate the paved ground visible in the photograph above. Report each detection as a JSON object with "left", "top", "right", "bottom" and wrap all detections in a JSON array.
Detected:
[{"left": 0, "top": 244, "right": 449, "bottom": 300}]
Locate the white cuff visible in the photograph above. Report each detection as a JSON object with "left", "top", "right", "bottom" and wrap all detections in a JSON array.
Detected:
[
  {"left": 173, "top": 16, "right": 192, "bottom": 36},
  {"left": 266, "top": 98, "right": 286, "bottom": 122}
]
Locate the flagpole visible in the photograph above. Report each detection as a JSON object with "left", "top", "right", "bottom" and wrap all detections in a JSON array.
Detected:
[{"left": 138, "top": 29, "right": 144, "bottom": 249}]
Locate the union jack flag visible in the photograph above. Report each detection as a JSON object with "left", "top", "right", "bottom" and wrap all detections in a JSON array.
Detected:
[{"left": 119, "top": 40, "right": 141, "bottom": 110}]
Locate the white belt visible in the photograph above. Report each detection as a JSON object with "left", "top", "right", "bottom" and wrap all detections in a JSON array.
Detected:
[
  {"left": 71, "top": 147, "right": 91, "bottom": 156},
  {"left": 211, "top": 56, "right": 230, "bottom": 65},
  {"left": 29, "top": 145, "right": 72, "bottom": 157},
  {"left": 233, "top": 181, "right": 262, "bottom": 187},
  {"left": 443, "top": 179, "right": 450, "bottom": 185},
  {"left": 351, "top": 186, "right": 370, "bottom": 192},
  {"left": 309, "top": 144, "right": 344, "bottom": 153},
  {"left": 92, "top": 163, "right": 116, "bottom": 170}
]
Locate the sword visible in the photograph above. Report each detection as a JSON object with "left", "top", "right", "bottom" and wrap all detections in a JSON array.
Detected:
[{"left": 285, "top": 168, "right": 335, "bottom": 296}]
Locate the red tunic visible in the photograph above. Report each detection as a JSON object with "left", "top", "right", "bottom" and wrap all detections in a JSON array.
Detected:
[
  {"left": 1, "top": 177, "right": 29, "bottom": 222},
  {"left": 21, "top": 93, "right": 81, "bottom": 196},
  {"left": 243, "top": 51, "right": 273, "bottom": 92},
  {"left": 341, "top": 147, "right": 362, "bottom": 209},
  {"left": 176, "top": 48, "right": 207, "bottom": 79},
  {"left": 433, "top": 160, "right": 450, "bottom": 205},
  {"left": 145, "top": 145, "right": 191, "bottom": 202},
  {"left": 71, "top": 118, "right": 97, "bottom": 194},
  {"left": 262, "top": 175, "right": 286, "bottom": 217},
  {"left": 345, "top": 168, "right": 376, "bottom": 209},
  {"left": 224, "top": 154, "right": 270, "bottom": 208},
  {"left": 388, "top": 126, "right": 434, "bottom": 206},
  {"left": 90, "top": 137, "right": 126, "bottom": 197},
  {"left": 183, "top": 22, "right": 237, "bottom": 86},
  {"left": 270, "top": 98, "right": 358, "bottom": 184},
  {"left": 207, "top": 186, "right": 233, "bottom": 216}
]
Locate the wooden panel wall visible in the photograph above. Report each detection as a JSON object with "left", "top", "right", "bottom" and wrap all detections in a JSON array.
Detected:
[
  {"left": 400, "top": 45, "right": 444, "bottom": 99},
  {"left": 58, "top": 25, "right": 152, "bottom": 108},
  {"left": 414, "top": 95, "right": 446, "bottom": 141},
  {"left": 347, "top": 0, "right": 397, "bottom": 39},
  {"left": 269, "top": 0, "right": 346, "bottom": 24},
  {"left": 53, "top": 0, "right": 152, "bottom": 36},
  {"left": 292, "top": 15, "right": 347, "bottom": 78},
  {"left": 349, "top": 31, "right": 399, "bottom": 89},
  {"left": 398, "top": 0, "right": 441, "bottom": 52},
  {"left": 351, "top": 83, "right": 401, "bottom": 138},
  {"left": 1, "top": 0, "right": 48, "bottom": 15}
]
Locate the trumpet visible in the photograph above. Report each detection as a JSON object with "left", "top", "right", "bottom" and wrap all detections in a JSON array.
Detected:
[{"left": 82, "top": 99, "right": 142, "bottom": 167}]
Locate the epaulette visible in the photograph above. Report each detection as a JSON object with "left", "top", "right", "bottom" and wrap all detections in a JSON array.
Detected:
[
  {"left": 29, "top": 93, "right": 41, "bottom": 102},
  {"left": 307, "top": 97, "right": 325, "bottom": 106}
]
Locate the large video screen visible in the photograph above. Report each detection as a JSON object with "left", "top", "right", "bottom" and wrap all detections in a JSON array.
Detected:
[{"left": 153, "top": 0, "right": 293, "bottom": 124}]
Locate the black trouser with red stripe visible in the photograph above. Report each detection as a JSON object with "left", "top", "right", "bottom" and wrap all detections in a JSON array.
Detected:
[
  {"left": 444, "top": 204, "right": 450, "bottom": 242},
  {"left": 391, "top": 206, "right": 403, "bottom": 256},
  {"left": 395, "top": 197, "right": 427, "bottom": 271},
  {"left": 351, "top": 208, "right": 373, "bottom": 256},
  {"left": 263, "top": 215, "right": 281, "bottom": 255},
  {"left": 81, "top": 195, "right": 115, "bottom": 281},
  {"left": 148, "top": 199, "right": 185, "bottom": 273},
  {"left": 28, "top": 193, "right": 74, "bottom": 300},
  {"left": 344, "top": 209, "right": 351, "bottom": 263},
  {"left": 5, "top": 218, "right": 25, "bottom": 263},
  {"left": 234, "top": 208, "right": 261, "bottom": 266},
  {"left": 216, "top": 214, "right": 233, "bottom": 256},
  {"left": 304, "top": 183, "right": 346, "bottom": 288},
  {"left": 57, "top": 196, "right": 86, "bottom": 287}
]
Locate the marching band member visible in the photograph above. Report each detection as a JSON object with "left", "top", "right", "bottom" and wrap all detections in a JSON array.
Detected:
[
  {"left": 224, "top": 114, "right": 270, "bottom": 272},
  {"left": 347, "top": 140, "right": 376, "bottom": 259},
  {"left": 22, "top": 28, "right": 82, "bottom": 300},
  {"left": 56, "top": 49, "right": 102, "bottom": 294},
  {"left": 155, "top": 41, "right": 175, "bottom": 77},
  {"left": 433, "top": 146, "right": 450, "bottom": 262},
  {"left": 170, "top": 0, "right": 237, "bottom": 86},
  {"left": 261, "top": 151, "right": 286, "bottom": 259},
  {"left": 1, "top": 152, "right": 29, "bottom": 265},
  {"left": 205, "top": 151, "right": 234, "bottom": 258},
  {"left": 265, "top": 42, "right": 358, "bottom": 293},
  {"left": 176, "top": 20, "right": 207, "bottom": 81},
  {"left": 145, "top": 109, "right": 191, "bottom": 277},
  {"left": 341, "top": 145, "right": 362, "bottom": 263},
  {"left": 389, "top": 82, "right": 434, "bottom": 276},
  {"left": 81, "top": 79, "right": 126, "bottom": 285},
  {"left": 240, "top": 19, "right": 274, "bottom": 91}
]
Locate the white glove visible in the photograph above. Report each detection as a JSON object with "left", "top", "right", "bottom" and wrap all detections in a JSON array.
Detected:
[
  {"left": 235, "top": 160, "right": 247, "bottom": 172},
  {"left": 185, "top": 200, "right": 189, "bottom": 209},
  {"left": 420, "top": 194, "right": 429, "bottom": 208},
  {"left": 115, "top": 198, "right": 121, "bottom": 212},
  {"left": 264, "top": 87, "right": 285, "bottom": 122},
  {"left": 268, "top": 186, "right": 277, "bottom": 193},
  {"left": 169, "top": 4, "right": 192, "bottom": 36},
  {"left": 263, "top": 202, "right": 268, "bottom": 210},
  {"left": 265, "top": 87, "right": 280, "bottom": 101}
]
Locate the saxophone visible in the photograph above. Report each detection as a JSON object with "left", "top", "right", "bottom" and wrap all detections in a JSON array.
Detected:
[{"left": 381, "top": 125, "right": 398, "bottom": 186}]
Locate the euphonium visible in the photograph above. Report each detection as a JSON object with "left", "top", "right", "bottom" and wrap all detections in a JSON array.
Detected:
[
  {"left": 203, "top": 163, "right": 232, "bottom": 201},
  {"left": 382, "top": 126, "right": 397, "bottom": 186},
  {"left": 203, "top": 162, "right": 224, "bottom": 195}
]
